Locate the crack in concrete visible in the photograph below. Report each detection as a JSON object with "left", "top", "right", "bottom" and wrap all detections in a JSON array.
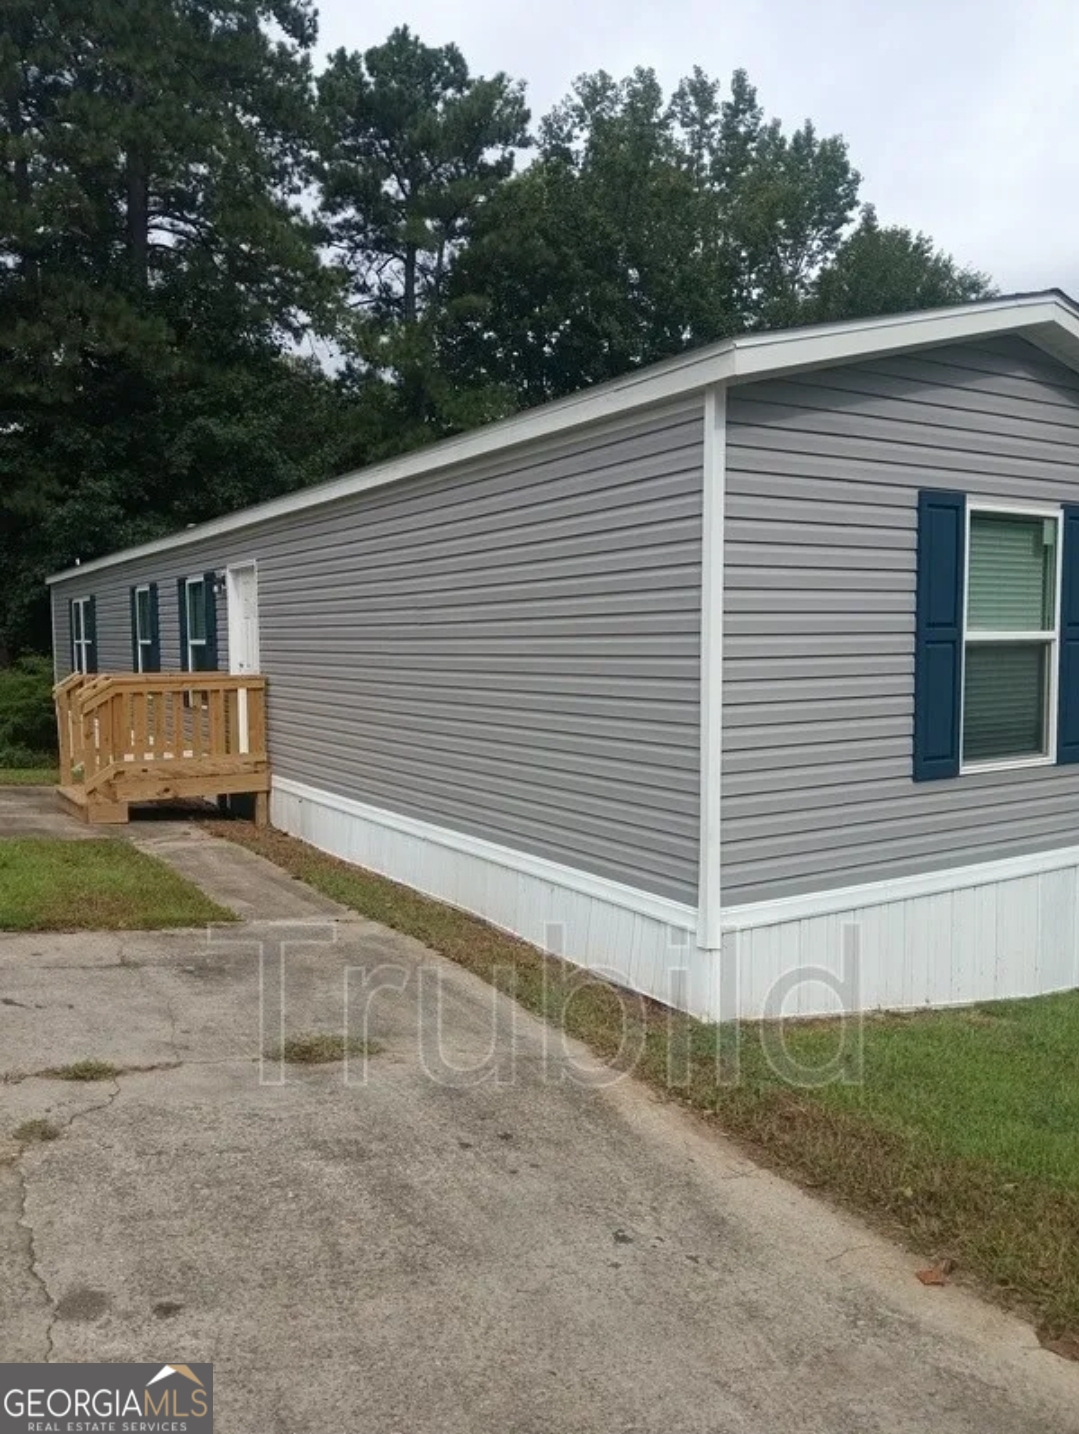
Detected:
[
  {"left": 824, "top": 1242, "right": 880, "bottom": 1266},
  {"left": 2, "top": 1054, "right": 263, "bottom": 1086},
  {"left": 2, "top": 1060, "right": 182, "bottom": 1087},
  {"left": 1, "top": 998, "right": 75, "bottom": 1011},
  {"left": 15, "top": 1157, "right": 55, "bottom": 1361},
  {"left": 14, "top": 1079, "right": 121, "bottom": 1361},
  {"left": 6, "top": 1036, "right": 265, "bottom": 1357},
  {"left": 3, "top": 961, "right": 128, "bottom": 972},
  {"left": 158, "top": 977, "right": 183, "bottom": 1066}
]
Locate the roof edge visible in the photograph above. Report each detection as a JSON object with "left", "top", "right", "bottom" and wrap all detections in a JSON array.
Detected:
[{"left": 47, "top": 290, "right": 1079, "bottom": 585}]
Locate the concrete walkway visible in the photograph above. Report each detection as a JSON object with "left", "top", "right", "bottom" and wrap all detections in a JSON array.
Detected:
[
  {"left": 0, "top": 784, "right": 99, "bottom": 840},
  {"left": 1, "top": 789, "right": 1078, "bottom": 1432}
]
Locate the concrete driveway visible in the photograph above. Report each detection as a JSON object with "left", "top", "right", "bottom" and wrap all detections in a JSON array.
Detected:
[{"left": 1, "top": 803, "right": 1078, "bottom": 1433}]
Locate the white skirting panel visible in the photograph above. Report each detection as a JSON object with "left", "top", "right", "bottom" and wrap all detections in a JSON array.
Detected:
[
  {"left": 270, "top": 777, "right": 709, "bottom": 1017},
  {"left": 722, "top": 847, "right": 1079, "bottom": 1019},
  {"left": 271, "top": 778, "right": 1079, "bottom": 1021}
]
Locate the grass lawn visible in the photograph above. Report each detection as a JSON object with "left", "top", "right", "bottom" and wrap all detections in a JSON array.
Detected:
[
  {"left": 0, "top": 838, "right": 235, "bottom": 930},
  {"left": 212, "top": 819, "right": 1079, "bottom": 1341},
  {"left": 0, "top": 768, "right": 59, "bottom": 786}
]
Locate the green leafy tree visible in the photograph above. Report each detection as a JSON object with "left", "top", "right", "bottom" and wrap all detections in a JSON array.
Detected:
[
  {"left": 443, "top": 64, "right": 994, "bottom": 408},
  {"left": 725, "top": 119, "right": 860, "bottom": 327},
  {"left": 0, "top": 15, "right": 999, "bottom": 658},
  {"left": 316, "top": 26, "right": 529, "bottom": 446},
  {"left": 0, "top": 0, "right": 343, "bottom": 657},
  {"left": 444, "top": 66, "right": 865, "bottom": 404},
  {"left": 812, "top": 205, "right": 994, "bottom": 320},
  {"left": 444, "top": 68, "right": 721, "bottom": 405},
  {"left": 318, "top": 26, "right": 529, "bottom": 325}
]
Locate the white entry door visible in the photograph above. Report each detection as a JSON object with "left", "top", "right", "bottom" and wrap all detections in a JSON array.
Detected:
[
  {"left": 227, "top": 563, "right": 260, "bottom": 674},
  {"left": 226, "top": 564, "right": 260, "bottom": 754}
]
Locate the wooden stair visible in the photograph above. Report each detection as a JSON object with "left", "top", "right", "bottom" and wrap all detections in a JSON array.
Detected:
[{"left": 56, "top": 783, "right": 128, "bottom": 825}]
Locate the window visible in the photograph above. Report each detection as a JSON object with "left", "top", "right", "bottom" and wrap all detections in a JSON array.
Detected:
[
  {"left": 185, "top": 576, "right": 208, "bottom": 671},
  {"left": 962, "top": 506, "right": 1061, "bottom": 768},
  {"left": 70, "top": 596, "right": 96, "bottom": 674},
  {"left": 181, "top": 574, "right": 217, "bottom": 673},
  {"left": 913, "top": 491, "right": 1077, "bottom": 783},
  {"left": 131, "top": 584, "right": 159, "bottom": 672}
]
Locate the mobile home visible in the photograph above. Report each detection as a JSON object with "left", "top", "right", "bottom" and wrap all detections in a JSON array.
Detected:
[{"left": 48, "top": 291, "right": 1079, "bottom": 1019}]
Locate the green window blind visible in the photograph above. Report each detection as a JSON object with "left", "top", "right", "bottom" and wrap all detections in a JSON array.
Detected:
[
  {"left": 967, "top": 513, "right": 1056, "bottom": 631},
  {"left": 962, "top": 643, "right": 1048, "bottom": 762},
  {"left": 187, "top": 579, "right": 207, "bottom": 643}
]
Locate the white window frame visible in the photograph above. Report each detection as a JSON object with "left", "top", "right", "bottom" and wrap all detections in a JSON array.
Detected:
[
  {"left": 184, "top": 575, "right": 208, "bottom": 673},
  {"left": 959, "top": 497, "right": 1063, "bottom": 775},
  {"left": 71, "top": 596, "right": 93, "bottom": 675},
  {"left": 134, "top": 584, "right": 154, "bottom": 673}
]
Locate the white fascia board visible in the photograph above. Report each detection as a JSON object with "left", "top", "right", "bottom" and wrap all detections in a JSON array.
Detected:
[
  {"left": 47, "top": 291, "right": 1079, "bottom": 585},
  {"left": 720, "top": 294, "right": 1079, "bottom": 383},
  {"left": 45, "top": 358, "right": 714, "bottom": 585}
]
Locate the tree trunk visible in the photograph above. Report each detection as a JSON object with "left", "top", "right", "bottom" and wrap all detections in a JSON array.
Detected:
[
  {"left": 7, "top": 106, "right": 31, "bottom": 209},
  {"left": 126, "top": 145, "right": 150, "bottom": 289},
  {"left": 403, "top": 243, "right": 417, "bottom": 324}
]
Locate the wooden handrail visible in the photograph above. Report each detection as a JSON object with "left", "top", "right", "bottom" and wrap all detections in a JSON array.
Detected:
[
  {"left": 73, "top": 672, "right": 268, "bottom": 687},
  {"left": 77, "top": 671, "right": 266, "bottom": 714},
  {"left": 54, "top": 671, "right": 268, "bottom": 787},
  {"left": 53, "top": 673, "right": 88, "bottom": 782}
]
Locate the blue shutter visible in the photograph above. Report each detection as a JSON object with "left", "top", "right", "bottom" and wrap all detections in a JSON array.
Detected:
[
  {"left": 203, "top": 572, "right": 218, "bottom": 670},
  {"left": 85, "top": 596, "right": 97, "bottom": 674},
  {"left": 148, "top": 583, "right": 161, "bottom": 672},
  {"left": 913, "top": 490, "right": 965, "bottom": 781},
  {"left": 1057, "top": 506, "right": 1079, "bottom": 763},
  {"left": 69, "top": 599, "right": 76, "bottom": 674},
  {"left": 177, "top": 578, "right": 189, "bottom": 672},
  {"left": 129, "top": 588, "right": 139, "bottom": 671}
]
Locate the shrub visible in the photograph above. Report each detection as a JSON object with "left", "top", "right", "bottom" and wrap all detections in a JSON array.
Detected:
[{"left": 0, "top": 656, "right": 57, "bottom": 764}]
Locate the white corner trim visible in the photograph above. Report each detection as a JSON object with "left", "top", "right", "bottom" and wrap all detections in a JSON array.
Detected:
[
  {"left": 697, "top": 384, "right": 725, "bottom": 950},
  {"left": 47, "top": 291, "right": 1079, "bottom": 585},
  {"left": 272, "top": 775, "right": 697, "bottom": 931},
  {"left": 721, "top": 841, "right": 1079, "bottom": 931}
]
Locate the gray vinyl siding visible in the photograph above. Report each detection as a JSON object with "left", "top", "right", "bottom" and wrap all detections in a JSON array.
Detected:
[
  {"left": 723, "top": 335, "right": 1079, "bottom": 904},
  {"left": 54, "top": 564, "right": 228, "bottom": 677},
  {"left": 51, "top": 399, "right": 703, "bottom": 903}
]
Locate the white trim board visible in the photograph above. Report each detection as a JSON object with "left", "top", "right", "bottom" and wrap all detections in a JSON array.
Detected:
[
  {"left": 721, "top": 842, "right": 1079, "bottom": 930},
  {"left": 47, "top": 291, "right": 1079, "bottom": 584}
]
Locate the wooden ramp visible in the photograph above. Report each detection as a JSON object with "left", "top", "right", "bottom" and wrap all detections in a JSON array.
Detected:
[{"left": 54, "top": 672, "right": 270, "bottom": 825}]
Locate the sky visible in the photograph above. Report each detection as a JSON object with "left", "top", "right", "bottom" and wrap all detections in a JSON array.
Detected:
[{"left": 313, "top": 0, "right": 1079, "bottom": 299}]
